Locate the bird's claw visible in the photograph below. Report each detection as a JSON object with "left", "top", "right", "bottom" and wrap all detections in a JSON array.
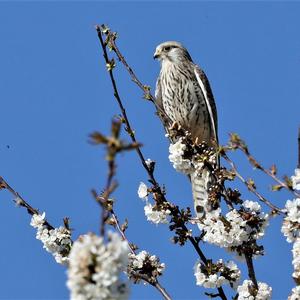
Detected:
[{"left": 169, "top": 121, "right": 182, "bottom": 131}]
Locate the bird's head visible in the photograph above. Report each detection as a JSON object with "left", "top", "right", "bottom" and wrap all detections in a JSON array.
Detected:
[{"left": 153, "top": 41, "right": 193, "bottom": 64}]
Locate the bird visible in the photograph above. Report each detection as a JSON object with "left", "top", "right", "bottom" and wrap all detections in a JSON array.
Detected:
[{"left": 153, "top": 41, "right": 218, "bottom": 220}]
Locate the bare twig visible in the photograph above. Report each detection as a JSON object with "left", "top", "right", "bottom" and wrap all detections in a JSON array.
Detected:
[
  {"left": 222, "top": 154, "right": 283, "bottom": 214},
  {"left": 239, "top": 146, "right": 300, "bottom": 198},
  {"left": 0, "top": 176, "right": 54, "bottom": 230},
  {"left": 100, "top": 160, "right": 115, "bottom": 236},
  {"left": 95, "top": 25, "right": 227, "bottom": 300},
  {"left": 106, "top": 35, "right": 156, "bottom": 103},
  {"left": 104, "top": 28, "right": 172, "bottom": 127},
  {"left": 229, "top": 134, "right": 300, "bottom": 198},
  {"left": 129, "top": 271, "right": 172, "bottom": 300}
]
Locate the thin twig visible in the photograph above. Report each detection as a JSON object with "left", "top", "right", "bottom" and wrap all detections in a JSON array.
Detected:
[
  {"left": 105, "top": 30, "right": 172, "bottom": 127},
  {"left": 129, "top": 271, "right": 172, "bottom": 300},
  {"left": 0, "top": 176, "right": 54, "bottom": 230},
  {"left": 95, "top": 25, "right": 227, "bottom": 300},
  {"left": 237, "top": 145, "right": 300, "bottom": 198},
  {"left": 107, "top": 35, "right": 155, "bottom": 103},
  {"left": 222, "top": 154, "right": 283, "bottom": 214},
  {"left": 111, "top": 211, "right": 172, "bottom": 300},
  {"left": 110, "top": 210, "right": 134, "bottom": 254},
  {"left": 100, "top": 160, "right": 115, "bottom": 236},
  {"left": 154, "top": 281, "right": 173, "bottom": 300}
]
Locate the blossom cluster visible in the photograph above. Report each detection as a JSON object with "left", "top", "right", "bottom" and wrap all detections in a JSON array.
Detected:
[
  {"left": 128, "top": 250, "right": 165, "bottom": 283},
  {"left": 281, "top": 193, "right": 300, "bottom": 300},
  {"left": 282, "top": 196, "right": 300, "bottom": 295},
  {"left": 194, "top": 259, "right": 240, "bottom": 289},
  {"left": 30, "top": 212, "right": 72, "bottom": 264},
  {"left": 282, "top": 198, "right": 300, "bottom": 243},
  {"left": 169, "top": 139, "right": 194, "bottom": 174},
  {"left": 291, "top": 168, "right": 300, "bottom": 190},
  {"left": 138, "top": 182, "right": 170, "bottom": 224},
  {"left": 168, "top": 138, "right": 216, "bottom": 175},
  {"left": 288, "top": 286, "right": 300, "bottom": 300},
  {"left": 292, "top": 239, "right": 300, "bottom": 279},
  {"left": 198, "top": 201, "right": 269, "bottom": 250},
  {"left": 67, "top": 232, "right": 129, "bottom": 300},
  {"left": 237, "top": 280, "right": 272, "bottom": 300}
]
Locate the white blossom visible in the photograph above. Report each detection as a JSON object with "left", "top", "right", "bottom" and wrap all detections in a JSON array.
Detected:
[
  {"left": 67, "top": 232, "right": 129, "bottom": 300},
  {"left": 144, "top": 203, "right": 170, "bottom": 224},
  {"left": 129, "top": 251, "right": 147, "bottom": 269},
  {"left": 30, "top": 212, "right": 71, "bottom": 264},
  {"left": 128, "top": 250, "right": 165, "bottom": 279},
  {"left": 137, "top": 182, "right": 148, "bottom": 199},
  {"left": 237, "top": 280, "right": 272, "bottom": 300},
  {"left": 292, "top": 238, "right": 300, "bottom": 279},
  {"left": 199, "top": 208, "right": 268, "bottom": 248},
  {"left": 281, "top": 198, "right": 300, "bottom": 242},
  {"left": 288, "top": 286, "right": 300, "bottom": 300},
  {"left": 243, "top": 200, "right": 261, "bottom": 212},
  {"left": 286, "top": 198, "right": 300, "bottom": 223},
  {"left": 169, "top": 139, "right": 193, "bottom": 174},
  {"left": 37, "top": 226, "right": 72, "bottom": 264},
  {"left": 194, "top": 259, "right": 240, "bottom": 289},
  {"left": 225, "top": 260, "right": 241, "bottom": 284},
  {"left": 291, "top": 168, "right": 300, "bottom": 190},
  {"left": 138, "top": 182, "right": 170, "bottom": 225},
  {"left": 30, "top": 212, "right": 46, "bottom": 228}
]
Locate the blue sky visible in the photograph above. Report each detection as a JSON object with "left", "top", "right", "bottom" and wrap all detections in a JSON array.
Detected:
[{"left": 0, "top": 1, "right": 299, "bottom": 299}]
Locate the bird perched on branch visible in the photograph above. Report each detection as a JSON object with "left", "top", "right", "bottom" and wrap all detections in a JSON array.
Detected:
[{"left": 154, "top": 41, "right": 218, "bottom": 220}]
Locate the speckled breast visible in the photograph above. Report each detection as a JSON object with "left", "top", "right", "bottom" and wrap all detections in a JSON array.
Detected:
[{"left": 160, "top": 64, "right": 212, "bottom": 142}]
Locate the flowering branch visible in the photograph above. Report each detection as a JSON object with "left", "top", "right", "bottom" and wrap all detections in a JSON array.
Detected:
[
  {"left": 0, "top": 176, "right": 72, "bottom": 265},
  {"left": 91, "top": 119, "right": 172, "bottom": 300},
  {"left": 95, "top": 24, "right": 228, "bottom": 300}
]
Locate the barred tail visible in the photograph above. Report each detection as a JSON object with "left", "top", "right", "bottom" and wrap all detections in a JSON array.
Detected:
[{"left": 191, "top": 168, "right": 211, "bottom": 221}]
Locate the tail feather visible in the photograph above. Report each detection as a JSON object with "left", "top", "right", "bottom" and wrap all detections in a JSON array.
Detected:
[{"left": 191, "top": 168, "right": 211, "bottom": 220}]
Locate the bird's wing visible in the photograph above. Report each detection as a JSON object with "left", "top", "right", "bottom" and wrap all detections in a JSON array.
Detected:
[
  {"left": 154, "top": 74, "right": 171, "bottom": 129},
  {"left": 155, "top": 74, "right": 162, "bottom": 108},
  {"left": 194, "top": 66, "right": 218, "bottom": 143}
]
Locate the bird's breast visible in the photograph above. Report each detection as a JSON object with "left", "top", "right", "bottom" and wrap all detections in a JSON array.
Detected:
[{"left": 160, "top": 65, "right": 211, "bottom": 141}]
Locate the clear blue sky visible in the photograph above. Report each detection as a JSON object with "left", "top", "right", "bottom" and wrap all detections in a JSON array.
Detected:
[{"left": 0, "top": 1, "right": 299, "bottom": 299}]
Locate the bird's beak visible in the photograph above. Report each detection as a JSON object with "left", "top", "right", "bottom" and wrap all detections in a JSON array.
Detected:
[{"left": 153, "top": 49, "right": 161, "bottom": 59}]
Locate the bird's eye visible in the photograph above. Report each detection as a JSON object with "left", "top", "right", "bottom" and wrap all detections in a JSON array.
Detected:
[{"left": 164, "top": 46, "right": 171, "bottom": 51}]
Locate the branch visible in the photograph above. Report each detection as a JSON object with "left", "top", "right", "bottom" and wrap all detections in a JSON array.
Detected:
[
  {"left": 222, "top": 154, "right": 283, "bottom": 214},
  {"left": 95, "top": 25, "right": 227, "bottom": 300},
  {"left": 229, "top": 133, "right": 300, "bottom": 198},
  {"left": 244, "top": 253, "right": 258, "bottom": 289},
  {"left": 0, "top": 176, "right": 54, "bottom": 230},
  {"left": 100, "top": 160, "right": 116, "bottom": 236},
  {"left": 103, "top": 27, "right": 172, "bottom": 127},
  {"left": 92, "top": 121, "right": 172, "bottom": 300}
]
